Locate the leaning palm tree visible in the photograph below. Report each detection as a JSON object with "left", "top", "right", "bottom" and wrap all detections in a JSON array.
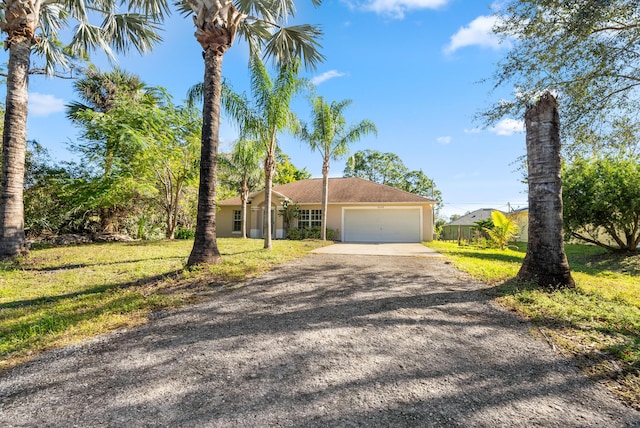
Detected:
[
  {"left": 0, "top": 0, "right": 168, "bottom": 259},
  {"left": 178, "top": 0, "right": 323, "bottom": 265},
  {"left": 298, "top": 96, "right": 376, "bottom": 240},
  {"left": 517, "top": 92, "right": 574, "bottom": 288},
  {"left": 218, "top": 139, "right": 264, "bottom": 238}
]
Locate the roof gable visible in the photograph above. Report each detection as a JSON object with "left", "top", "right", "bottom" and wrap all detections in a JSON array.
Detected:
[
  {"left": 219, "top": 177, "right": 435, "bottom": 205},
  {"left": 446, "top": 208, "right": 501, "bottom": 226}
]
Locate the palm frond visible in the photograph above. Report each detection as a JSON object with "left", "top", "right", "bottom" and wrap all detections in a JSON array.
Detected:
[
  {"left": 66, "top": 101, "right": 94, "bottom": 122},
  {"left": 127, "top": 0, "right": 171, "bottom": 20},
  {"left": 101, "top": 13, "right": 163, "bottom": 55},
  {"left": 186, "top": 82, "right": 204, "bottom": 107},
  {"left": 221, "top": 82, "right": 257, "bottom": 135},
  {"left": 39, "top": 4, "right": 66, "bottom": 37},
  {"left": 264, "top": 24, "right": 324, "bottom": 70},
  {"left": 236, "top": 0, "right": 276, "bottom": 22},
  {"left": 67, "top": 22, "right": 115, "bottom": 62},
  {"left": 33, "top": 35, "right": 72, "bottom": 75},
  {"left": 237, "top": 20, "right": 271, "bottom": 57},
  {"left": 249, "top": 55, "right": 274, "bottom": 111},
  {"left": 173, "top": 0, "right": 193, "bottom": 16}
]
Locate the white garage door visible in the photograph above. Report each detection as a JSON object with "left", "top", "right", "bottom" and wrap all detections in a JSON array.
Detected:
[{"left": 343, "top": 208, "right": 421, "bottom": 242}]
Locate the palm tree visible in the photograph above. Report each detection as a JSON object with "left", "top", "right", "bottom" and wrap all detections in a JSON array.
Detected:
[
  {"left": 178, "top": 0, "right": 324, "bottom": 265},
  {"left": 517, "top": 92, "right": 575, "bottom": 288},
  {"left": 0, "top": 0, "right": 168, "bottom": 259},
  {"left": 225, "top": 57, "right": 306, "bottom": 249},
  {"left": 484, "top": 211, "right": 519, "bottom": 250},
  {"left": 298, "top": 97, "right": 376, "bottom": 240},
  {"left": 218, "top": 140, "right": 264, "bottom": 238}
]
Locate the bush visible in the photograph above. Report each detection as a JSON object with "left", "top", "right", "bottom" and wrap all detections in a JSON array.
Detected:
[
  {"left": 286, "top": 227, "right": 338, "bottom": 241},
  {"left": 175, "top": 227, "right": 195, "bottom": 240}
]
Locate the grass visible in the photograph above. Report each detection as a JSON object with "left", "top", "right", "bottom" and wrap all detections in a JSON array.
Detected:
[
  {"left": 0, "top": 238, "right": 329, "bottom": 372},
  {"left": 427, "top": 240, "right": 640, "bottom": 408}
]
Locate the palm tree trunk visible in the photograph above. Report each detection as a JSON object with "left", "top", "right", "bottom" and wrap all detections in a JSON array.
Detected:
[
  {"left": 263, "top": 153, "right": 275, "bottom": 250},
  {"left": 517, "top": 92, "right": 574, "bottom": 288},
  {"left": 0, "top": 39, "right": 31, "bottom": 259},
  {"left": 321, "top": 156, "right": 329, "bottom": 241},
  {"left": 240, "top": 188, "right": 248, "bottom": 239},
  {"left": 187, "top": 50, "right": 223, "bottom": 266}
]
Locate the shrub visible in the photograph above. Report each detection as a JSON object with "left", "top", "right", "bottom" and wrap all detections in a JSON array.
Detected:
[
  {"left": 175, "top": 227, "right": 195, "bottom": 240},
  {"left": 286, "top": 227, "right": 338, "bottom": 241}
]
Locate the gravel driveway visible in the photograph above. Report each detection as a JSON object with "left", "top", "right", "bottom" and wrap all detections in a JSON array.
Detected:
[{"left": 1, "top": 254, "right": 638, "bottom": 427}]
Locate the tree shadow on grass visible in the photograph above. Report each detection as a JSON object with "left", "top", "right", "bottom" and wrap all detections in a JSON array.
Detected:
[
  {"left": 488, "top": 276, "right": 640, "bottom": 409},
  {"left": 0, "top": 269, "right": 184, "bottom": 310}
]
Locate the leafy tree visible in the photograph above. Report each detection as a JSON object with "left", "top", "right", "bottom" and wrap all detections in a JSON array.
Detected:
[
  {"left": 486, "top": 0, "right": 640, "bottom": 156},
  {"left": 23, "top": 142, "right": 77, "bottom": 236},
  {"left": 274, "top": 150, "right": 311, "bottom": 185},
  {"left": 279, "top": 200, "right": 299, "bottom": 237},
  {"left": 344, "top": 149, "right": 443, "bottom": 206},
  {"left": 0, "top": 0, "right": 168, "bottom": 259},
  {"left": 344, "top": 149, "right": 406, "bottom": 187},
  {"left": 517, "top": 93, "right": 574, "bottom": 288},
  {"left": 67, "top": 67, "right": 160, "bottom": 232},
  {"left": 563, "top": 155, "right": 640, "bottom": 252},
  {"left": 484, "top": 211, "right": 519, "bottom": 250},
  {"left": 449, "top": 214, "right": 462, "bottom": 222},
  {"left": 132, "top": 100, "right": 202, "bottom": 239},
  {"left": 223, "top": 57, "right": 307, "bottom": 250},
  {"left": 218, "top": 140, "right": 264, "bottom": 238},
  {"left": 73, "top": 90, "right": 202, "bottom": 239},
  {"left": 178, "top": 0, "right": 324, "bottom": 266},
  {"left": 298, "top": 96, "right": 376, "bottom": 240}
]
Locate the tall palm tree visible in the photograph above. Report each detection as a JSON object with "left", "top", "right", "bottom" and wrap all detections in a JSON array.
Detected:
[
  {"left": 218, "top": 139, "right": 264, "bottom": 238},
  {"left": 0, "top": 0, "right": 168, "bottom": 259},
  {"left": 298, "top": 96, "right": 376, "bottom": 240},
  {"left": 517, "top": 92, "right": 575, "bottom": 288},
  {"left": 226, "top": 57, "right": 305, "bottom": 249},
  {"left": 179, "top": 0, "right": 324, "bottom": 265}
]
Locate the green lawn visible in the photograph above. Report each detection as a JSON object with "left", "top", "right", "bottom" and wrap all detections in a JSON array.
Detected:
[
  {"left": 427, "top": 240, "right": 640, "bottom": 408},
  {"left": 0, "top": 238, "right": 329, "bottom": 372}
]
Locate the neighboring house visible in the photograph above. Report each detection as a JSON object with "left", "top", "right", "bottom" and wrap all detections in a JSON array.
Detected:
[
  {"left": 217, "top": 177, "right": 436, "bottom": 242},
  {"left": 506, "top": 207, "right": 528, "bottom": 243},
  {"left": 441, "top": 208, "right": 498, "bottom": 242}
]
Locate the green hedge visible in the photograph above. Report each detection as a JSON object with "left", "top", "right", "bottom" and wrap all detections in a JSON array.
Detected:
[{"left": 286, "top": 227, "right": 338, "bottom": 241}]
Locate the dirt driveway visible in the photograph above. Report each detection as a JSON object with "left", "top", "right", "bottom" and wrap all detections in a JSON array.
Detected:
[{"left": 1, "top": 254, "right": 638, "bottom": 427}]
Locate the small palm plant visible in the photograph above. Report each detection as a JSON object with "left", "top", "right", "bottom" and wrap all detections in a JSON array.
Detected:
[{"left": 484, "top": 211, "right": 519, "bottom": 250}]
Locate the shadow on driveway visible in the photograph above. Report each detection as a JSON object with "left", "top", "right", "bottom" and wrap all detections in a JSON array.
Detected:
[{"left": 0, "top": 254, "right": 637, "bottom": 427}]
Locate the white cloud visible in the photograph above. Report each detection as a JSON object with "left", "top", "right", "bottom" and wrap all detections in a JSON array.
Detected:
[
  {"left": 311, "top": 70, "right": 347, "bottom": 85},
  {"left": 444, "top": 15, "right": 503, "bottom": 54},
  {"left": 28, "top": 92, "right": 65, "bottom": 117},
  {"left": 490, "top": 118, "right": 524, "bottom": 136},
  {"left": 437, "top": 136, "right": 452, "bottom": 144},
  {"left": 464, "top": 127, "right": 482, "bottom": 134},
  {"left": 354, "top": 0, "right": 449, "bottom": 19}
]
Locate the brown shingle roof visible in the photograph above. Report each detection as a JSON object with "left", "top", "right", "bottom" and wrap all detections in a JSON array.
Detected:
[{"left": 219, "top": 177, "right": 435, "bottom": 205}]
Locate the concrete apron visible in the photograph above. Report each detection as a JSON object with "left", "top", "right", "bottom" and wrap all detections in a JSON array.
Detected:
[{"left": 311, "top": 243, "right": 444, "bottom": 257}]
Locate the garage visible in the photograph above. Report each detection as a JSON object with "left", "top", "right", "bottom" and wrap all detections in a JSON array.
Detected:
[{"left": 343, "top": 208, "right": 421, "bottom": 242}]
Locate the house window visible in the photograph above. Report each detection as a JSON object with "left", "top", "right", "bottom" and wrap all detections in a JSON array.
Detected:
[
  {"left": 298, "top": 209, "right": 322, "bottom": 228},
  {"left": 232, "top": 210, "right": 242, "bottom": 232}
]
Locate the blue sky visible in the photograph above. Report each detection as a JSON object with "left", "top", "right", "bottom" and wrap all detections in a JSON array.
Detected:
[{"left": 8, "top": 0, "right": 529, "bottom": 220}]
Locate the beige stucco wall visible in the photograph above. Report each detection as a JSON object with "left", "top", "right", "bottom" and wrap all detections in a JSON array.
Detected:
[
  {"left": 217, "top": 201, "right": 435, "bottom": 242},
  {"left": 216, "top": 206, "right": 237, "bottom": 238}
]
